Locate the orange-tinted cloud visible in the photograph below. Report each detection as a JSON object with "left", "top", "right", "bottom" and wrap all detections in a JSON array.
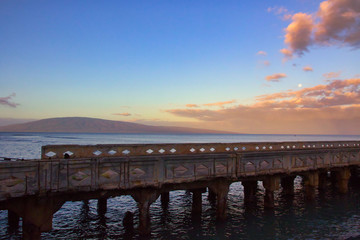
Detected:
[
  {"left": 283, "top": 13, "right": 314, "bottom": 56},
  {"left": 186, "top": 104, "right": 199, "bottom": 108},
  {"left": 280, "top": 48, "right": 293, "bottom": 60},
  {"left": 265, "top": 73, "right": 287, "bottom": 82},
  {"left": 323, "top": 71, "right": 341, "bottom": 79},
  {"left": 203, "top": 100, "right": 236, "bottom": 107},
  {"left": 263, "top": 60, "right": 271, "bottom": 66},
  {"left": 303, "top": 66, "right": 313, "bottom": 72},
  {"left": 0, "top": 93, "right": 19, "bottom": 108},
  {"left": 166, "top": 78, "right": 360, "bottom": 134},
  {"left": 113, "top": 112, "right": 132, "bottom": 116},
  {"left": 257, "top": 51, "right": 267, "bottom": 56},
  {"left": 315, "top": 0, "right": 360, "bottom": 46},
  {"left": 282, "top": 0, "right": 360, "bottom": 56}
]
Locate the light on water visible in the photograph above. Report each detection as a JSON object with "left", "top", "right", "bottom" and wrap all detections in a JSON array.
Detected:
[{"left": 1, "top": 132, "right": 360, "bottom": 239}]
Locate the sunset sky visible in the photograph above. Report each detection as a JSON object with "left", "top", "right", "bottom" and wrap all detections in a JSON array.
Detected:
[{"left": 1, "top": 0, "right": 360, "bottom": 134}]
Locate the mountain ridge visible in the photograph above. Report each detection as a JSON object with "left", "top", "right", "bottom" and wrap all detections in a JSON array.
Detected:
[{"left": 0, "top": 117, "right": 236, "bottom": 134}]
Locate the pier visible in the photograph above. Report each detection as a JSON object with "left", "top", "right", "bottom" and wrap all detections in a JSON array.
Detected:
[{"left": 1, "top": 140, "right": 360, "bottom": 239}]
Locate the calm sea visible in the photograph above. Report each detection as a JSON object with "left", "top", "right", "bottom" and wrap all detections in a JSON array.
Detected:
[{"left": 1, "top": 132, "right": 360, "bottom": 239}]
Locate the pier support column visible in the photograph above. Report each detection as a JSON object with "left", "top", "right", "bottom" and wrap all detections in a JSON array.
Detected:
[
  {"left": 263, "top": 176, "right": 280, "bottom": 209},
  {"left": 191, "top": 188, "right": 206, "bottom": 214},
  {"left": 281, "top": 176, "right": 296, "bottom": 196},
  {"left": 209, "top": 179, "right": 231, "bottom": 221},
  {"left": 208, "top": 188, "right": 216, "bottom": 203},
  {"left": 303, "top": 171, "right": 319, "bottom": 200},
  {"left": 335, "top": 167, "right": 351, "bottom": 194},
  {"left": 161, "top": 192, "right": 170, "bottom": 208},
  {"left": 242, "top": 180, "right": 257, "bottom": 203},
  {"left": 318, "top": 171, "right": 328, "bottom": 190},
  {"left": 97, "top": 197, "right": 108, "bottom": 215},
  {"left": 5, "top": 196, "right": 65, "bottom": 240},
  {"left": 23, "top": 219, "right": 41, "bottom": 240},
  {"left": 123, "top": 211, "right": 134, "bottom": 232},
  {"left": 350, "top": 167, "right": 360, "bottom": 183},
  {"left": 131, "top": 189, "right": 159, "bottom": 236},
  {"left": 8, "top": 210, "right": 20, "bottom": 231}
]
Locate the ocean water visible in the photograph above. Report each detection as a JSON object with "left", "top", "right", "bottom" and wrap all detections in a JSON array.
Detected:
[{"left": 1, "top": 132, "right": 360, "bottom": 239}]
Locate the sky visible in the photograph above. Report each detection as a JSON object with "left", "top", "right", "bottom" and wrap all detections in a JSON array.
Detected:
[{"left": 1, "top": 0, "right": 360, "bottom": 134}]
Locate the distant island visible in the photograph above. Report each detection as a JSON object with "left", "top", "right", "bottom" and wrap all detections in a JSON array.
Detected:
[{"left": 0, "top": 117, "right": 235, "bottom": 134}]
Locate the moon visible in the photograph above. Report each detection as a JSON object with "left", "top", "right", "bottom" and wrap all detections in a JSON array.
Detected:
[{"left": 298, "top": 83, "right": 302, "bottom": 88}]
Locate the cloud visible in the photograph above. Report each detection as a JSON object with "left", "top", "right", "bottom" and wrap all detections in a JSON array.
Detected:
[
  {"left": 113, "top": 112, "right": 132, "bottom": 116},
  {"left": 303, "top": 66, "right": 313, "bottom": 72},
  {"left": 165, "top": 78, "right": 360, "bottom": 134},
  {"left": 268, "top": 6, "right": 293, "bottom": 21},
  {"left": 186, "top": 104, "right": 200, "bottom": 108},
  {"left": 315, "top": 0, "right": 360, "bottom": 47},
  {"left": 280, "top": 48, "right": 293, "bottom": 60},
  {"left": 255, "top": 78, "right": 360, "bottom": 108},
  {"left": 257, "top": 51, "right": 267, "bottom": 56},
  {"left": 282, "top": 0, "right": 360, "bottom": 56},
  {"left": 0, "top": 93, "right": 19, "bottom": 108},
  {"left": 267, "top": 6, "right": 289, "bottom": 15},
  {"left": 283, "top": 13, "right": 314, "bottom": 56},
  {"left": 203, "top": 100, "right": 236, "bottom": 107},
  {"left": 283, "top": 14, "right": 293, "bottom": 21},
  {"left": 323, "top": 71, "right": 341, "bottom": 79},
  {"left": 265, "top": 73, "right": 287, "bottom": 82},
  {"left": 263, "top": 60, "right": 271, "bottom": 66}
]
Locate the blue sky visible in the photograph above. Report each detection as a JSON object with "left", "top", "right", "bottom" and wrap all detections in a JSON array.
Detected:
[{"left": 1, "top": 0, "right": 360, "bottom": 134}]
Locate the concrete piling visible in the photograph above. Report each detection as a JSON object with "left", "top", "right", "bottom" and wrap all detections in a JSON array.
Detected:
[
  {"left": 263, "top": 176, "right": 280, "bottom": 208},
  {"left": 131, "top": 189, "right": 159, "bottom": 236},
  {"left": 242, "top": 180, "right": 258, "bottom": 203},
  {"left": 209, "top": 179, "right": 230, "bottom": 221},
  {"left": 281, "top": 176, "right": 296, "bottom": 196},
  {"left": 303, "top": 171, "right": 319, "bottom": 200}
]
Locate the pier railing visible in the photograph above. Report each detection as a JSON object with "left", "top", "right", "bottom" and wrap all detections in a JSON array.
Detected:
[{"left": 42, "top": 141, "right": 360, "bottom": 159}]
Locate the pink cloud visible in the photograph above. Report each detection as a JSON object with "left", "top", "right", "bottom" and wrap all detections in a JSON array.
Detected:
[
  {"left": 265, "top": 73, "right": 287, "bottom": 82},
  {"left": 284, "top": 13, "right": 314, "bottom": 56},
  {"left": 280, "top": 48, "right": 293, "bottom": 60},
  {"left": 257, "top": 51, "right": 267, "bottom": 56},
  {"left": 186, "top": 104, "right": 200, "bottom": 108},
  {"left": 303, "top": 66, "right": 313, "bottom": 72},
  {"left": 282, "top": 0, "right": 360, "bottom": 56},
  {"left": 203, "top": 100, "right": 236, "bottom": 107},
  {"left": 165, "top": 78, "right": 360, "bottom": 134},
  {"left": 323, "top": 71, "right": 341, "bottom": 79},
  {"left": 315, "top": 0, "right": 360, "bottom": 46},
  {"left": 263, "top": 60, "right": 271, "bottom": 66},
  {"left": 0, "top": 93, "right": 19, "bottom": 108},
  {"left": 113, "top": 112, "right": 132, "bottom": 116}
]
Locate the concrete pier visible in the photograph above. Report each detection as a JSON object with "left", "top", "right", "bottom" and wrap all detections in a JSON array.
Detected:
[
  {"left": 97, "top": 197, "right": 108, "bottom": 215},
  {"left": 335, "top": 167, "right": 351, "bottom": 194},
  {"left": 7, "top": 210, "right": 19, "bottom": 232},
  {"left": 209, "top": 179, "right": 230, "bottom": 220},
  {"left": 242, "top": 180, "right": 258, "bottom": 203},
  {"left": 303, "top": 171, "right": 319, "bottom": 200},
  {"left": 263, "top": 176, "right": 280, "bottom": 208},
  {"left": 191, "top": 188, "right": 205, "bottom": 214},
  {"left": 0, "top": 140, "right": 359, "bottom": 238},
  {"left": 161, "top": 192, "right": 170, "bottom": 208},
  {"left": 281, "top": 176, "right": 296, "bottom": 196},
  {"left": 131, "top": 189, "right": 159, "bottom": 236}
]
